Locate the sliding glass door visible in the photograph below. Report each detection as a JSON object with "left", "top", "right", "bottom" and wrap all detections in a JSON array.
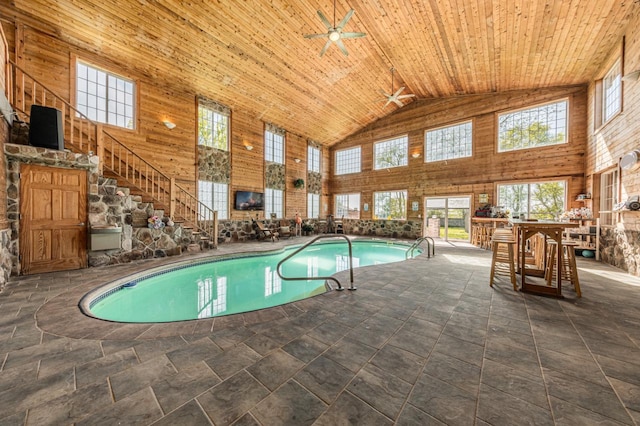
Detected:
[{"left": 424, "top": 196, "right": 471, "bottom": 241}]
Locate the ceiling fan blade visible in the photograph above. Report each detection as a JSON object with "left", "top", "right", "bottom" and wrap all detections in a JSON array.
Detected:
[
  {"left": 317, "top": 10, "right": 333, "bottom": 30},
  {"left": 335, "top": 39, "right": 349, "bottom": 56},
  {"left": 393, "top": 87, "right": 406, "bottom": 98},
  {"left": 397, "top": 94, "right": 416, "bottom": 100},
  {"left": 383, "top": 99, "right": 393, "bottom": 108},
  {"left": 393, "top": 99, "right": 404, "bottom": 107},
  {"left": 380, "top": 89, "right": 391, "bottom": 97},
  {"left": 304, "top": 33, "right": 328, "bottom": 39},
  {"left": 319, "top": 39, "right": 332, "bottom": 57},
  {"left": 340, "top": 32, "right": 366, "bottom": 39},
  {"left": 336, "top": 9, "right": 355, "bottom": 30}
]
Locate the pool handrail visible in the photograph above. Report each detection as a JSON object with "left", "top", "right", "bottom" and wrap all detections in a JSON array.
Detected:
[
  {"left": 276, "top": 235, "right": 356, "bottom": 291},
  {"left": 406, "top": 236, "right": 435, "bottom": 259}
]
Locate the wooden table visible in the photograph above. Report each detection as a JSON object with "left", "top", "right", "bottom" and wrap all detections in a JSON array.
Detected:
[{"left": 511, "top": 220, "right": 580, "bottom": 298}]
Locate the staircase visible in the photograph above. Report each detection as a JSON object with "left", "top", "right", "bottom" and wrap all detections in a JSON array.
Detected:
[{"left": 5, "top": 60, "right": 218, "bottom": 249}]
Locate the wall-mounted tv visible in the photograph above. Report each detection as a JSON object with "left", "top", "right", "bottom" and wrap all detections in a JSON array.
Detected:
[{"left": 235, "top": 190, "right": 265, "bottom": 210}]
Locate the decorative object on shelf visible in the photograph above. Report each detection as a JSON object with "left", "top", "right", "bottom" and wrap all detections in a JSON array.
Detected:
[
  {"left": 559, "top": 207, "right": 593, "bottom": 220},
  {"left": 147, "top": 215, "right": 165, "bottom": 229},
  {"left": 293, "top": 178, "right": 305, "bottom": 189},
  {"left": 576, "top": 193, "right": 592, "bottom": 200},
  {"left": 166, "top": 218, "right": 175, "bottom": 227}
]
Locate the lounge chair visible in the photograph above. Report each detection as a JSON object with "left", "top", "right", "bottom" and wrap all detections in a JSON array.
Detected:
[{"left": 253, "top": 219, "right": 278, "bottom": 242}]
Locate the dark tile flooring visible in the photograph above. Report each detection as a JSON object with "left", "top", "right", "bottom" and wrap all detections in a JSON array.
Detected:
[{"left": 1, "top": 237, "right": 639, "bottom": 425}]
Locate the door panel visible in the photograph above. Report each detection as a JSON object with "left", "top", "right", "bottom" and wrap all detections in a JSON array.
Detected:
[{"left": 20, "top": 164, "right": 87, "bottom": 274}]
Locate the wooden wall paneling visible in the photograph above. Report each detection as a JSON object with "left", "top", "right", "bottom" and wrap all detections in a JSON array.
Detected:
[
  {"left": 330, "top": 86, "right": 588, "bottom": 220},
  {"left": 230, "top": 109, "right": 265, "bottom": 220}
]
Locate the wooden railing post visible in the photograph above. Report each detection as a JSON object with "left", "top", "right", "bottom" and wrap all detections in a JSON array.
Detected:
[
  {"left": 95, "top": 124, "right": 104, "bottom": 175},
  {"left": 213, "top": 211, "right": 218, "bottom": 249},
  {"left": 169, "top": 177, "right": 176, "bottom": 219}
]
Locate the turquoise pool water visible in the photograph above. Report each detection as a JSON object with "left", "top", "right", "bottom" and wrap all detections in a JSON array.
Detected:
[{"left": 84, "top": 240, "right": 419, "bottom": 323}]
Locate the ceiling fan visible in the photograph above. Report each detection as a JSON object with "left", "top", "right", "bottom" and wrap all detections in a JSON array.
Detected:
[
  {"left": 303, "top": 0, "right": 366, "bottom": 57},
  {"left": 381, "top": 67, "right": 415, "bottom": 108}
]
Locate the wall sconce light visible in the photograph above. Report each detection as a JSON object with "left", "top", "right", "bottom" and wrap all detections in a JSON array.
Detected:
[
  {"left": 245, "top": 144, "right": 254, "bottom": 151},
  {"left": 620, "top": 150, "right": 640, "bottom": 170},
  {"left": 622, "top": 70, "right": 640, "bottom": 82},
  {"left": 294, "top": 158, "right": 301, "bottom": 163},
  {"left": 163, "top": 120, "right": 176, "bottom": 129},
  {"left": 411, "top": 152, "right": 421, "bottom": 158}
]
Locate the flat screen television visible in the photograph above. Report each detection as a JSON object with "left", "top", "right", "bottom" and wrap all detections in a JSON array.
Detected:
[{"left": 235, "top": 190, "right": 265, "bottom": 210}]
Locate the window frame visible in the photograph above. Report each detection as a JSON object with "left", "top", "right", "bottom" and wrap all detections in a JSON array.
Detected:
[
  {"left": 373, "top": 135, "right": 408, "bottom": 170},
  {"left": 598, "top": 168, "right": 619, "bottom": 227},
  {"left": 265, "top": 188, "right": 284, "bottom": 219},
  {"left": 335, "top": 146, "right": 361, "bottom": 175},
  {"left": 198, "top": 180, "right": 229, "bottom": 220},
  {"left": 373, "top": 190, "right": 407, "bottom": 220},
  {"left": 75, "top": 60, "right": 136, "bottom": 130},
  {"left": 496, "top": 99, "right": 568, "bottom": 153},
  {"left": 265, "top": 130, "right": 285, "bottom": 164},
  {"left": 496, "top": 180, "right": 567, "bottom": 220},
  {"left": 308, "top": 145, "right": 321, "bottom": 173},
  {"left": 602, "top": 58, "right": 622, "bottom": 124},
  {"left": 335, "top": 193, "right": 361, "bottom": 219},
  {"left": 424, "top": 120, "right": 473, "bottom": 163},
  {"left": 198, "top": 101, "right": 230, "bottom": 150},
  {"left": 307, "top": 193, "right": 320, "bottom": 219}
]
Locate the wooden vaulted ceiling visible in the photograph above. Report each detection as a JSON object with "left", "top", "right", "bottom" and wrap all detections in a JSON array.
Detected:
[{"left": 1, "top": 0, "right": 636, "bottom": 146}]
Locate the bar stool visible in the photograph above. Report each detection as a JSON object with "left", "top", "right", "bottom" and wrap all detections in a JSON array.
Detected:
[
  {"left": 545, "top": 240, "right": 582, "bottom": 297},
  {"left": 489, "top": 229, "right": 518, "bottom": 290}
]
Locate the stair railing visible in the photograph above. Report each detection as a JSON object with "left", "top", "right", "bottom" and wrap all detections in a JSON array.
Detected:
[
  {"left": 276, "top": 235, "right": 355, "bottom": 291},
  {"left": 406, "top": 236, "right": 435, "bottom": 259},
  {"left": 7, "top": 61, "right": 217, "bottom": 247}
]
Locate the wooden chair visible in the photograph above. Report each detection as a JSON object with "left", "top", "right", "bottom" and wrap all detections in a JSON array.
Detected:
[
  {"left": 252, "top": 219, "right": 278, "bottom": 242},
  {"left": 545, "top": 240, "right": 581, "bottom": 297},
  {"left": 489, "top": 228, "right": 518, "bottom": 290}
]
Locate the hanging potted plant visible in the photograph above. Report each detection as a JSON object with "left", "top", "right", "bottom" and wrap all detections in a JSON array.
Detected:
[{"left": 293, "top": 178, "right": 305, "bottom": 189}]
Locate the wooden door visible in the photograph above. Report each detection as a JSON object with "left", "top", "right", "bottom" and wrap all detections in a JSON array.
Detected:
[{"left": 19, "top": 164, "right": 88, "bottom": 274}]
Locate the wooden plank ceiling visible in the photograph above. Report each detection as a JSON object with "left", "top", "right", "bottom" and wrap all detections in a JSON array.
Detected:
[{"left": 1, "top": 0, "right": 636, "bottom": 146}]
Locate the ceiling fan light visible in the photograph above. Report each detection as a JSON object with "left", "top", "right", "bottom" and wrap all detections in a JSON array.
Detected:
[{"left": 329, "top": 31, "right": 340, "bottom": 42}]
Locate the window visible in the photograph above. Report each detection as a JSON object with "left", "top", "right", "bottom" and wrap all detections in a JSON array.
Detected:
[
  {"left": 265, "top": 188, "right": 283, "bottom": 218},
  {"left": 76, "top": 61, "right": 135, "bottom": 129},
  {"left": 335, "top": 193, "right": 360, "bottom": 219},
  {"left": 335, "top": 147, "right": 361, "bottom": 175},
  {"left": 197, "top": 277, "right": 227, "bottom": 318},
  {"left": 198, "top": 100, "right": 229, "bottom": 150},
  {"left": 599, "top": 169, "right": 619, "bottom": 226},
  {"left": 198, "top": 181, "right": 228, "bottom": 220},
  {"left": 497, "top": 181, "right": 566, "bottom": 220},
  {"left": 374, "top": 136, "right": 408, "bottom": 170},
  {"left": 308, "top": 145, "right": 320, "bottom": 173},
  {"left": 373, "top": 191, "right": 407, "bottom": 220},
  {"left": 307, "top": 193, "right": 320, "bottom": 219},
  {"left": 497, "top": 100, "right": 567, "bottom": 152},
  {"left": 265, "top": 130, "right": 284, "bottom": 164},
  {"left": 425, "top": 121, "right": 472, "bottom": 162},
  {"left": 603, "top": 59, "right": 622, "bottom": 123}
]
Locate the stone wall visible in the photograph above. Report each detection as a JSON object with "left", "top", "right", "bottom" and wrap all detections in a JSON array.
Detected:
[
  {"left": 265, "top": 162, "right": 285, "bottom": 190},
  {"left": 87, "top": 177, "right": 195, "bottom": 267},
  {"left": 344, "top": 219, "right": 422, "bottom": 240},
  {"left": 198, "top": 146, "right": 230, "bottom": 183},
  {"left": 0, "top": 229, "right": 11, "bottom": 290},
  {"left": 307, "top": 171, "right": 321, "bottom": 194},
  {"left": 600, "top": 226, "right": 640, "bottom": 276},
  {"left": 3, "top": 143, "right": 202, "bottom": 274}
]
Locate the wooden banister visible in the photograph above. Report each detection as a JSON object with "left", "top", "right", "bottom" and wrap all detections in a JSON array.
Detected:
[{"left": 7, "top": 61, "right": 217, "bottom": 248}]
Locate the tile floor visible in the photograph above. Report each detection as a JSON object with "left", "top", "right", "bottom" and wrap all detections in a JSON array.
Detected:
[{"left": 1, "top": 237, "right": 639, "bottom": 425}]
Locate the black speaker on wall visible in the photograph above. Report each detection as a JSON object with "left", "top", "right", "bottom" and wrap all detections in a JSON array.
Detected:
[{"left": 29, "top": 105, "right": 64, "bottom": 151}]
